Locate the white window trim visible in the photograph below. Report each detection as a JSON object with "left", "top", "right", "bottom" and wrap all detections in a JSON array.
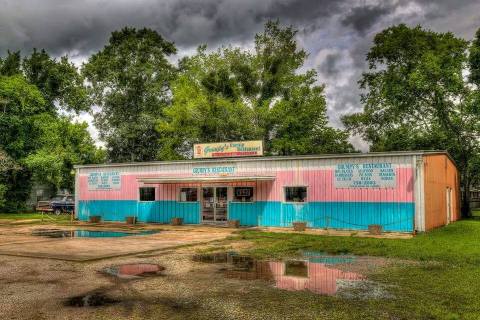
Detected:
[
  {"left": 139, "top": 186, "right": 156, "bottom": 202},
  {"left": 178, "top": 186, "right": 200, "bottom": 203},
  {"left": 231, "top": 186, "right": 256, "bottom": 204},
  {"left": 283, "top": 186, "right": 309, "bottom": 204}
]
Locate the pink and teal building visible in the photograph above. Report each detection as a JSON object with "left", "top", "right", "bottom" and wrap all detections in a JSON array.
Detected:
[{"left": 74, "top": 151, "right": 460, "bottom": 233}]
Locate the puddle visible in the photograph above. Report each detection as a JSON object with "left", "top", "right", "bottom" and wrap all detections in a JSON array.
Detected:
[
  {"left": 193, "top": 252, "right": 391, "bottom": 298},
  {"left": 65, "top": 292, "right": 119, "bottom": 307},
  {"left": 102, "top": 263, "right": 165, "bottom": 279},
  {"left": 32, "top": 229, "right": 159, "bottom": 238}
]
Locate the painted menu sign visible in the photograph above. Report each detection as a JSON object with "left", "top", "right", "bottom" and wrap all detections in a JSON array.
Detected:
[
  {"left": 194, "top": 141, "right": 263, "bottom": 158},
  {"left": 87, "top": 172, "right": 121, "bottom": 190},
  {"left": 334, "top": 162, "right": 396, "bottom": 188}
]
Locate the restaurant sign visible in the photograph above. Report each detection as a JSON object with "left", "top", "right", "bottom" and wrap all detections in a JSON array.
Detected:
[
  {"left": 334, "top": 162, "right": 396, "bottom": 188},
  {"left": 192, "top": 166, "right": 236, "bottom": 176},
  {"left": 87, "top": 172, "right": 121, "bottom": 190},
  {"left": 194, "top": 141, "right": 263, "bottom": 159}
]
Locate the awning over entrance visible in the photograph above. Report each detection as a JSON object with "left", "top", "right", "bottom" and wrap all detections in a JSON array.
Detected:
[{"left": 138, "top": 175, "right": 276, "bottom": 184}]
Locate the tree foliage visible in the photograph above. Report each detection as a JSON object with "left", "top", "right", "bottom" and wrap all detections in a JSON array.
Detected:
[
  {"left": 83, "top": 27, "right": 177, "bottom": 162},
  {"left": 342, "top": 24, "right": 480, "bottom": 216},
  {"left": 0, "top": 51, "right": 104, "bottom": 211},
  {"left": 23, "top": 49, "right": 89, "bottom": 112},
  {"left": 158, "top": 21, "right": 353, "bottom": 158},
  {"left": 24, "top": 114, "right": 105, "bottom": 189}
]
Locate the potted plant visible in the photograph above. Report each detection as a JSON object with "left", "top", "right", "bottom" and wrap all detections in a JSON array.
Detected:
[
  {"left": 227, "top": 219, "right": 240, "bottom": 228},
  {"left": 368, "top": 224, "right": 383, "bottom": 235},
  {"left": 171, "top": 217, "right": 183, "bottom": 226},
  {"left": 292, "top": 221, "right": 307, "bottom": 232},
  {"left": 89, "top": 216, "right": 101, "bottom": 223},
  {"left": 125, "top": 216, "right": 136, "bottom": 224}
]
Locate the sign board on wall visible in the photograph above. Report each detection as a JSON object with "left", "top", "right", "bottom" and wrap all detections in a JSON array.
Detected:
[
  {"left": 194, "top": 141, "right": 263, "bottom": 159},
  {"left": 192, "top": 166, "right": 236, "bottom": 176},
  {"left": 87, "top": 172, "right": 121, "bottom": 190},
  {"left": 334, "top": 162, "right": 396, "bottom": 188}
]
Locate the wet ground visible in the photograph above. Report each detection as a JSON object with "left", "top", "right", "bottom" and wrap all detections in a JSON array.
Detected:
[
  {"left": 31, "top": 228, "right": 159, "bottom": 238},
  {"left": 193, "top": 251, "right": 393, "bottom": 298},
  {"left": 0, "top": 224, "right": 233, "bottom": 261},
  {"left": 0, "top": 223, "right": 403, "bottom": 319}
]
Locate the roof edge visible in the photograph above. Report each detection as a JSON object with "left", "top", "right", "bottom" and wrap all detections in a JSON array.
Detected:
[{"left": 74, "top": 150, "right": 454, "bottom": 169}]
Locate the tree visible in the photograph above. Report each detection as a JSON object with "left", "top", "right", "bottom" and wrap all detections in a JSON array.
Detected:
[
  {"left": 24, "top": 114, "right": 105, "bottom": 190},
  {"left": 0, "top": 74, "right": 47, "bottom": 211},
  {"left": 0, "top": 51, "right": 21, "bottom": 76},
  {"left": 157, "top": 47, "right": 258, "bottom": 159},
  {"left": 158, "top": 21, "right": 353, "bottom": 158},
  {"left": 342, "top": 24, "right": 480, "bottom": 217},
  {"left": 83, "top": 27, "right": 177, "bottom": 162},
  {"left": 0, "top": 69, "right": 103, "bottom": 211},
  {"left": 23, "top": 49, "right": 89, "bottom": 112},
  {"left": 0, "top": 149, "right": 19, "bottom": 208}
]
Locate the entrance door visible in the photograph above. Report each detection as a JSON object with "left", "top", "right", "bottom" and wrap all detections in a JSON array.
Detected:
[
  {"left": 446, "top": 187, "right": 452, "bottom": 224},
  {"left": 202, "top": 187, "right": 228, "bottom": 222}
]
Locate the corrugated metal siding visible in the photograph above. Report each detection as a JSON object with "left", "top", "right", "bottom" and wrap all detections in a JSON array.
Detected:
[
  {"left": 78, "top": 200, "right": 200, "bottom": 224},
  {"left": 423, "top": 154, "right": 460, "bottom": 230},
  {"left": 77, "top": 154, "right": 417, "bottom": 232},
  {"left": 228, "top": 201, "right": 414, "bottom": 231}
]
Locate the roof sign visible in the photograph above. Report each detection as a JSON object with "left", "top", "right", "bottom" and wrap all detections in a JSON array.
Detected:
[{"left": 194, "top": 141, "right": 263, "bottom": 159}]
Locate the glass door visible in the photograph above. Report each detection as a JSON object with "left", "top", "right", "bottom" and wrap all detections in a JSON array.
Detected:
[
  {"left": 202, "top": 187, "right": 215, "bottom": 222},
  {"left": 202, "top": 187, "right": 228, "bottom": 222},
  {"left": 215, "top": 187, "right": 228, "bottom": 222}
]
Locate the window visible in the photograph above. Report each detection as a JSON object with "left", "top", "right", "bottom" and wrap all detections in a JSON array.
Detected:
[
  {"left": 139, "top": 187, "right": 155, "bottom": 201},
  {"left": 180, "top": 188, "right": 198, "bottom": 202},
  {"left": 285, "top": 260, "right": 308, "bottom": 277},
  {"left": 233, "top": 187, "right": 254, "bottom": 202},
  {"left": 285, "top": 187, "right": 307, "bottom": 202}
]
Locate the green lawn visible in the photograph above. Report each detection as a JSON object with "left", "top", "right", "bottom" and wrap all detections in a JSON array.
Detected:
[
  {"left": 0, "top": 212, "right": 71, "bottom": 222},
  {"left": 472, "top": 209, "right": 480, "bottom": 217},
  {"left": 236, "top": 220, "right": 480, "bottom": 264},
  {"left": 225, "top": 220, "right": 480, "bottom": 320}
]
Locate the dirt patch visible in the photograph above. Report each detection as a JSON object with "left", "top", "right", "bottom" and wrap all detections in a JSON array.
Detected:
[
  {"left": 0, "top": 224, "right": 233, "bottom": 261},
  {"left": 0, "top": 223, "right": 413, "bottom": 319}
]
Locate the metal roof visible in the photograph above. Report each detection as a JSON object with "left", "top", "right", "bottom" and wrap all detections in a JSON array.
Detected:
[{"left": 74, "top": 150, "right": 455, "bottom": 169}]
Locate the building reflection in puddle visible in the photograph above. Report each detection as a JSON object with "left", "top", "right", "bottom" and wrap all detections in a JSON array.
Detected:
[
  {"left": 194, "top": 253, "right": 365, "bottom": 296},
  {"left": 226, "top": 260, "right": 364, "bottom": 295}
]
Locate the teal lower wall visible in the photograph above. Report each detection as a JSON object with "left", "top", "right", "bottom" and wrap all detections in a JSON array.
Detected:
[
  {"left": 78, "top": 200, "right": 200, "bottom": 224},
  {"left": 78, "top": 200, "right": 414, "bottom": 232},
  {"left": 228, "top": 201, "right": 414, "bottom": 232}
]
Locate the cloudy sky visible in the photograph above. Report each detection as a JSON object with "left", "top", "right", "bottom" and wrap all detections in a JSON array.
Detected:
[{"left": 1, "top": 0, "right": 479, "bottom": 150}]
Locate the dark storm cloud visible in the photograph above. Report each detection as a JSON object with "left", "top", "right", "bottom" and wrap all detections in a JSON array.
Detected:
[
  {"left": 341, "top": 4, "right": 395, "bottom": 35},
  {"left": 319, "top": 53, "right": 342, "bottom": 76},
  {"left": 0, "top": 0, "right": 347, "bottom": 56}
]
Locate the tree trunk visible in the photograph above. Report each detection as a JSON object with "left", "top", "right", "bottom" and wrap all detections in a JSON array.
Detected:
[{"left": 461, "top": 174, "right": 472, "bottom": 218}]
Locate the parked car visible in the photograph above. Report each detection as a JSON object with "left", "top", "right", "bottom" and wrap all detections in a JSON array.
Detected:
[{"left": 36, "top": 195, "right": 75, "bottom": 215}]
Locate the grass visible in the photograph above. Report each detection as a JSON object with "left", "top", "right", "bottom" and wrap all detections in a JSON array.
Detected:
[
  {"left": 223, "top": 220, "right": 480, "bottom": 319},
  {"left": 0, "top": 212, "right": 71, "bottom": 222},
  {"left": 472, "top": 209, "right": 480, "bottom": 217},
  {"left": 234, "top": 220, "right": 480, "bottom": 264}
]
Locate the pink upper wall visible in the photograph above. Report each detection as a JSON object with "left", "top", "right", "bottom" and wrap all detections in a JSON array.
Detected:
[{"left": 78, "top": 167, "right": 414, "bottom": 203}]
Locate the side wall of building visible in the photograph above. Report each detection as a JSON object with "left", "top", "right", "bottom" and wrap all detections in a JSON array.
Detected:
[
  {"left": 76, "top": 155, "right": 418, "bottom": 232},
  {"left": 423, "top": 154, "right": 460, "bottom": 230}
]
